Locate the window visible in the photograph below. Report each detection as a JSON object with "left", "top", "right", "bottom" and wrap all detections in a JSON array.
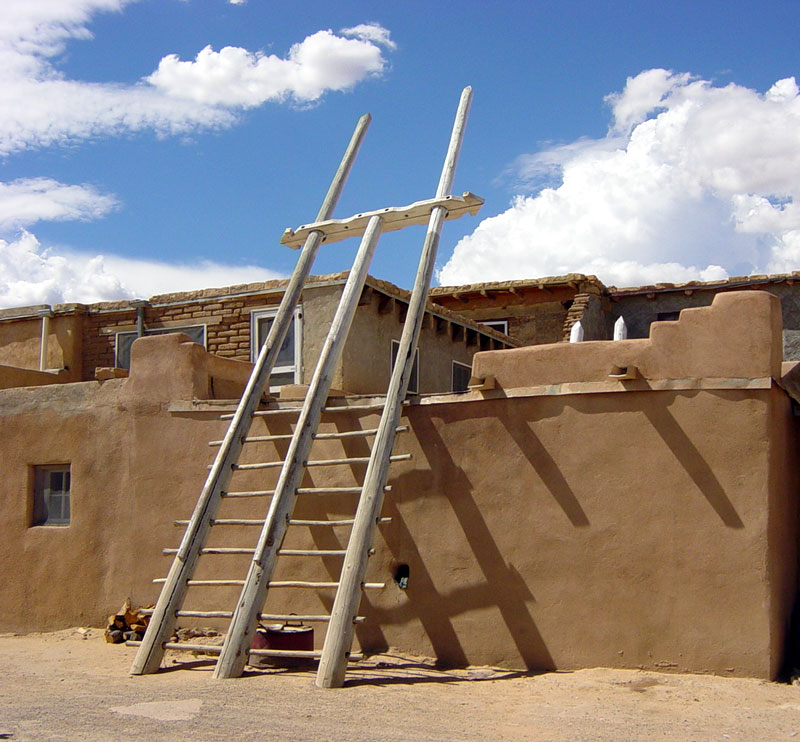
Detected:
[
  {"left": 115, "top": 325, "right": 206, "bottom": 370},
  {"left": 480, "top": 319, "right": 509, "bottom": 335},
  {"left": 391, "top": 339, "right": 419, "bottom": 395},
  {"left": 32, "top": 465, "right": 71, "bottom": 526},
  {"left": 251, "top": 307, "right": 303, "bottom": 389},
  {"left": 452, "top": 361, "right": 472, "bottom": 392}
]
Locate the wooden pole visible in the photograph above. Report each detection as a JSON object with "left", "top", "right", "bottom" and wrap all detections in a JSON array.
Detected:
[
  {"left": 129, "top": 113, "right": 371, "bottom": 676},
  {"left": 38, "top": 309, "right": 52, "bottom": 371},
  {"left": 213, "top": 213, "right": 384, "bottom": 679},
  {"left": 316, "top": 86, "right": 473, "bottom": 688}
]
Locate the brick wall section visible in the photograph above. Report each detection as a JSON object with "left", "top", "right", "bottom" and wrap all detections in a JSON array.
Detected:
[
  {"left": 81, "top": 293, "right": 282, "bottom": 381},
  {"left": 561, "top": 293, "right": 591, "bottom": 342}
]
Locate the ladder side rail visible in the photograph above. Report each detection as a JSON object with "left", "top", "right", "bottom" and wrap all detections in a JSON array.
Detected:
[
  {"left": 129, "top": 113, "right": 371, "bottom": 676},
  {"left": 213, "top": 214, "right": 385, "bottom": 679},
  {"left": 316, "top": 86, "right": 473, "bottom": 689}
]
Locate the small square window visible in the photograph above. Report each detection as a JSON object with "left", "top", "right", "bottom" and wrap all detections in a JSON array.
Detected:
[{"left": 32, "top": 465, "right": 71, "bottom": 526}]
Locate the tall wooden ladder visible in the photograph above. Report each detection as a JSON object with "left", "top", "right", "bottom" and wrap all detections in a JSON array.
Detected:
[{"left": 130, "top": 87, "right": 477, "bottom": 688}]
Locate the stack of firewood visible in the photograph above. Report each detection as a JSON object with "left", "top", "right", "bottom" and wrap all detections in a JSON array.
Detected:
[{"left": 104, "top": 598, "right": 152, "bottom": 644}]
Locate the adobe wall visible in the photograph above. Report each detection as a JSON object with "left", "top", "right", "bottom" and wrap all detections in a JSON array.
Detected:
[
  {"left": 0, "top": 291, "right": 795, "bottom": 679},
  {"left": 611, "top": 281, "right": 800, "bottom": 359},
  {"left": 0, "top": 311, "right": 84, "bottom": 380},
  {"left": 342, "top": 289, "right": 489, "bottom": 395}
]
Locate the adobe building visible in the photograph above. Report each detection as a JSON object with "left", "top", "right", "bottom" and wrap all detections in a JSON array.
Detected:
[
  {"left": 432, "top": 271, "right": 800, "bottom": 365},
  {"left": 429, "top": 273, "right": 609, "bottom": 346},
  {"left": 0, "top": 279, "right": 798, "bottom": 680},
  {"left": 608, "top": 272, "right": 800, "bottom": 360},
  {"left": 0, "top": 272, "right": 514, "bottom": 397}
]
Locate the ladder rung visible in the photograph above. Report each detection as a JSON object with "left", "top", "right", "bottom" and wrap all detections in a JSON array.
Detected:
[
  {"left": 277, "top": 549, "right": 346, "bottom": 557},
  {"left": 222, "top": 490, "right": 274, "bottom": 498},
  {"left": 209, "top": 425, "right": 409, "bottom": 446},
  {"left": 221, "top": 401, "right": 394, "bottom": 420},
  {"left": 266, "top": 581, "right": 384, "bottom": 589},
  {"left": 297, "top": 486, "right": 391, "bottom": 494},
  {"left": 153, "top": 578, "right": 245, "bottom": 586},
  {"left": 305, "top": 453, "right": 411, "bottom": 467},
  {"left": 220, "top": 407, "right": 301, "bottom": 420},
  {"left": 288, "top": 517, "right": 391, "bottom": 526},
  {"left": 177, "top": 611, "right": 233, "bottom": 619},
  {"left": 246, "top": 648, "right": 365, "bottom": 661},
  {"left": 174, "top": 519, "right": 265, "bottom": 526},
  {"left": 223, "top": 453, "right": 410, "bottom": 471},
  {"left": 162, "top": 547, "right": 255, "bottom": 555},
  {"left": 226, "top": 461, "right": 282, "bottom": 471},
  {"left": 248, "top": 648, "right": 322, "bottom": 659},
  {"left": 220, "top": 486, "right": 391, "bottom": 499},
  {"left": 257, "top": 613, "right": 366, "bottom": 624},
  {"left": 135, "top": 609, "right": 365, "bottom": 624}
]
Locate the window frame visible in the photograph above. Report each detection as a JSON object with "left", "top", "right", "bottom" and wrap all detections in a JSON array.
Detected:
[
  {"left": 32, "top": 464, "right": 71, "bottom": 527},
  {"left": 114, "top": 324, "right": 207, "bottom": 370},
  {"left": 250, "top": 305, "right": 303, "bottom": 389},
  {"left": 480, "top": 319, "right": 509, "bottom": 335},
  {"left": 451, "top": 360, "right": 472, "bottom": 393},
  {"left": 390, "top": 339, "right": 419, "bottom": 395}
]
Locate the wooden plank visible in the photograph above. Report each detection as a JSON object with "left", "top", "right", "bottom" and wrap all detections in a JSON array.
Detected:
[
  {"left": 129, "top": 113, "right": 372, "bottom": 678},
  {"left": 213, "top": 213, "right": 385, "bottom": 680},
  {"left": 280, "top": 192, "right": 483, "bottom": 248},
  {"left": 316, "top": 86, "right": 474, "bottom": 690}
]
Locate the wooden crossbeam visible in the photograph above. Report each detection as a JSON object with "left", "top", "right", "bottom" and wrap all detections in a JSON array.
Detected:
[{"left": 280, "top": 192, "right": 483, "bottom": 249}]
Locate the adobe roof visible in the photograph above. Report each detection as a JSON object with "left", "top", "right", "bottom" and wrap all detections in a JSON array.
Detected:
[
  {"left": 429, "top": 273, "right": 608, "bottom": 297},
  {"left": 609, "top": 271, "right": 800, "bottom": 296}
]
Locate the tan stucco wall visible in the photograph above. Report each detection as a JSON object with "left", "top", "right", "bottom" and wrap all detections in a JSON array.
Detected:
[
  {"left": 0, "top": 313, "right": 84, "bottom": 380},
  {"left": 0, "top": 291, "right": 796, "bottom": 679},
  {"left": 341, "top": 290, "right": 486, "bottom": 395}
]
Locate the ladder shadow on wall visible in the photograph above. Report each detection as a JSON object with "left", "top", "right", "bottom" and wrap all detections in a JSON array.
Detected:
[
  {"left": 296, "top": 413, "right": 392, "bottom": 654},
  {"left": 387, "top": 410, "right": 556, "bottom": 671}
]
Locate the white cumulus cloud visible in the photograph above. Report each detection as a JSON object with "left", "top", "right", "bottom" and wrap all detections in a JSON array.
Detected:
[
  {"left": 0, "top": 0, "right": 394, "bottom": 155},
  {"left": 0, "top": 231, "right": 284, "bottom": 309},
  {"left": 0, "top": 178, "right": 118, "bottom": 230},
  {"left": 439, "top": 70, "right": 800, "bottom": 288},
  {"left": 0, "top": 230, "right": 130, "bottom": 307},
  {"left": 341, "top": 22, "right": 397, "bottom": 51},
  {"left": 147, "top": 29, "right": 387, "bottom": 106}
]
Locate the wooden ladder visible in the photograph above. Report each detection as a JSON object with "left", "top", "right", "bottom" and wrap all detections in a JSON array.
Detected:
[{"left": 129, "top": 86, "right": 475, "bottom": 688}]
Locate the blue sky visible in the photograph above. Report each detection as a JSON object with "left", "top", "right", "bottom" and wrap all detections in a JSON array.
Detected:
[{"left": 1, "top": 0, "right": 799, "bottom": 307}]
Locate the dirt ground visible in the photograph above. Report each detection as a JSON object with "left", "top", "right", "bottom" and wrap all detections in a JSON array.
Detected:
[{"left": 2, "top": 630, "right": 800, "bottom": 741}]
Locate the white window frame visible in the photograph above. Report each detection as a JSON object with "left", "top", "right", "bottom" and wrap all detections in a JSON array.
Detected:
[
  {"left": 390, "top": 339, "right": 419, "bottom": 395},
  {"left": 250, "top": 306, "right": 303, "bottom": 389},
  {"left": 115, "top": 324, "right": 207, "bottom": 370},
  {"left": 32, "top": 464, "right": 71, "bottom": 527},
  {"left": 451, "top": 360, "right": 472, "bottom": 393},
  {"left": 480, "top": 319, "right": 509, "bottom": 335}
]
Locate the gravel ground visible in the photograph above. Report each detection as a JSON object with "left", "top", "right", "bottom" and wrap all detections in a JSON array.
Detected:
[{"left": 1, "top": 629, "right": 800, "bottom": 741}]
